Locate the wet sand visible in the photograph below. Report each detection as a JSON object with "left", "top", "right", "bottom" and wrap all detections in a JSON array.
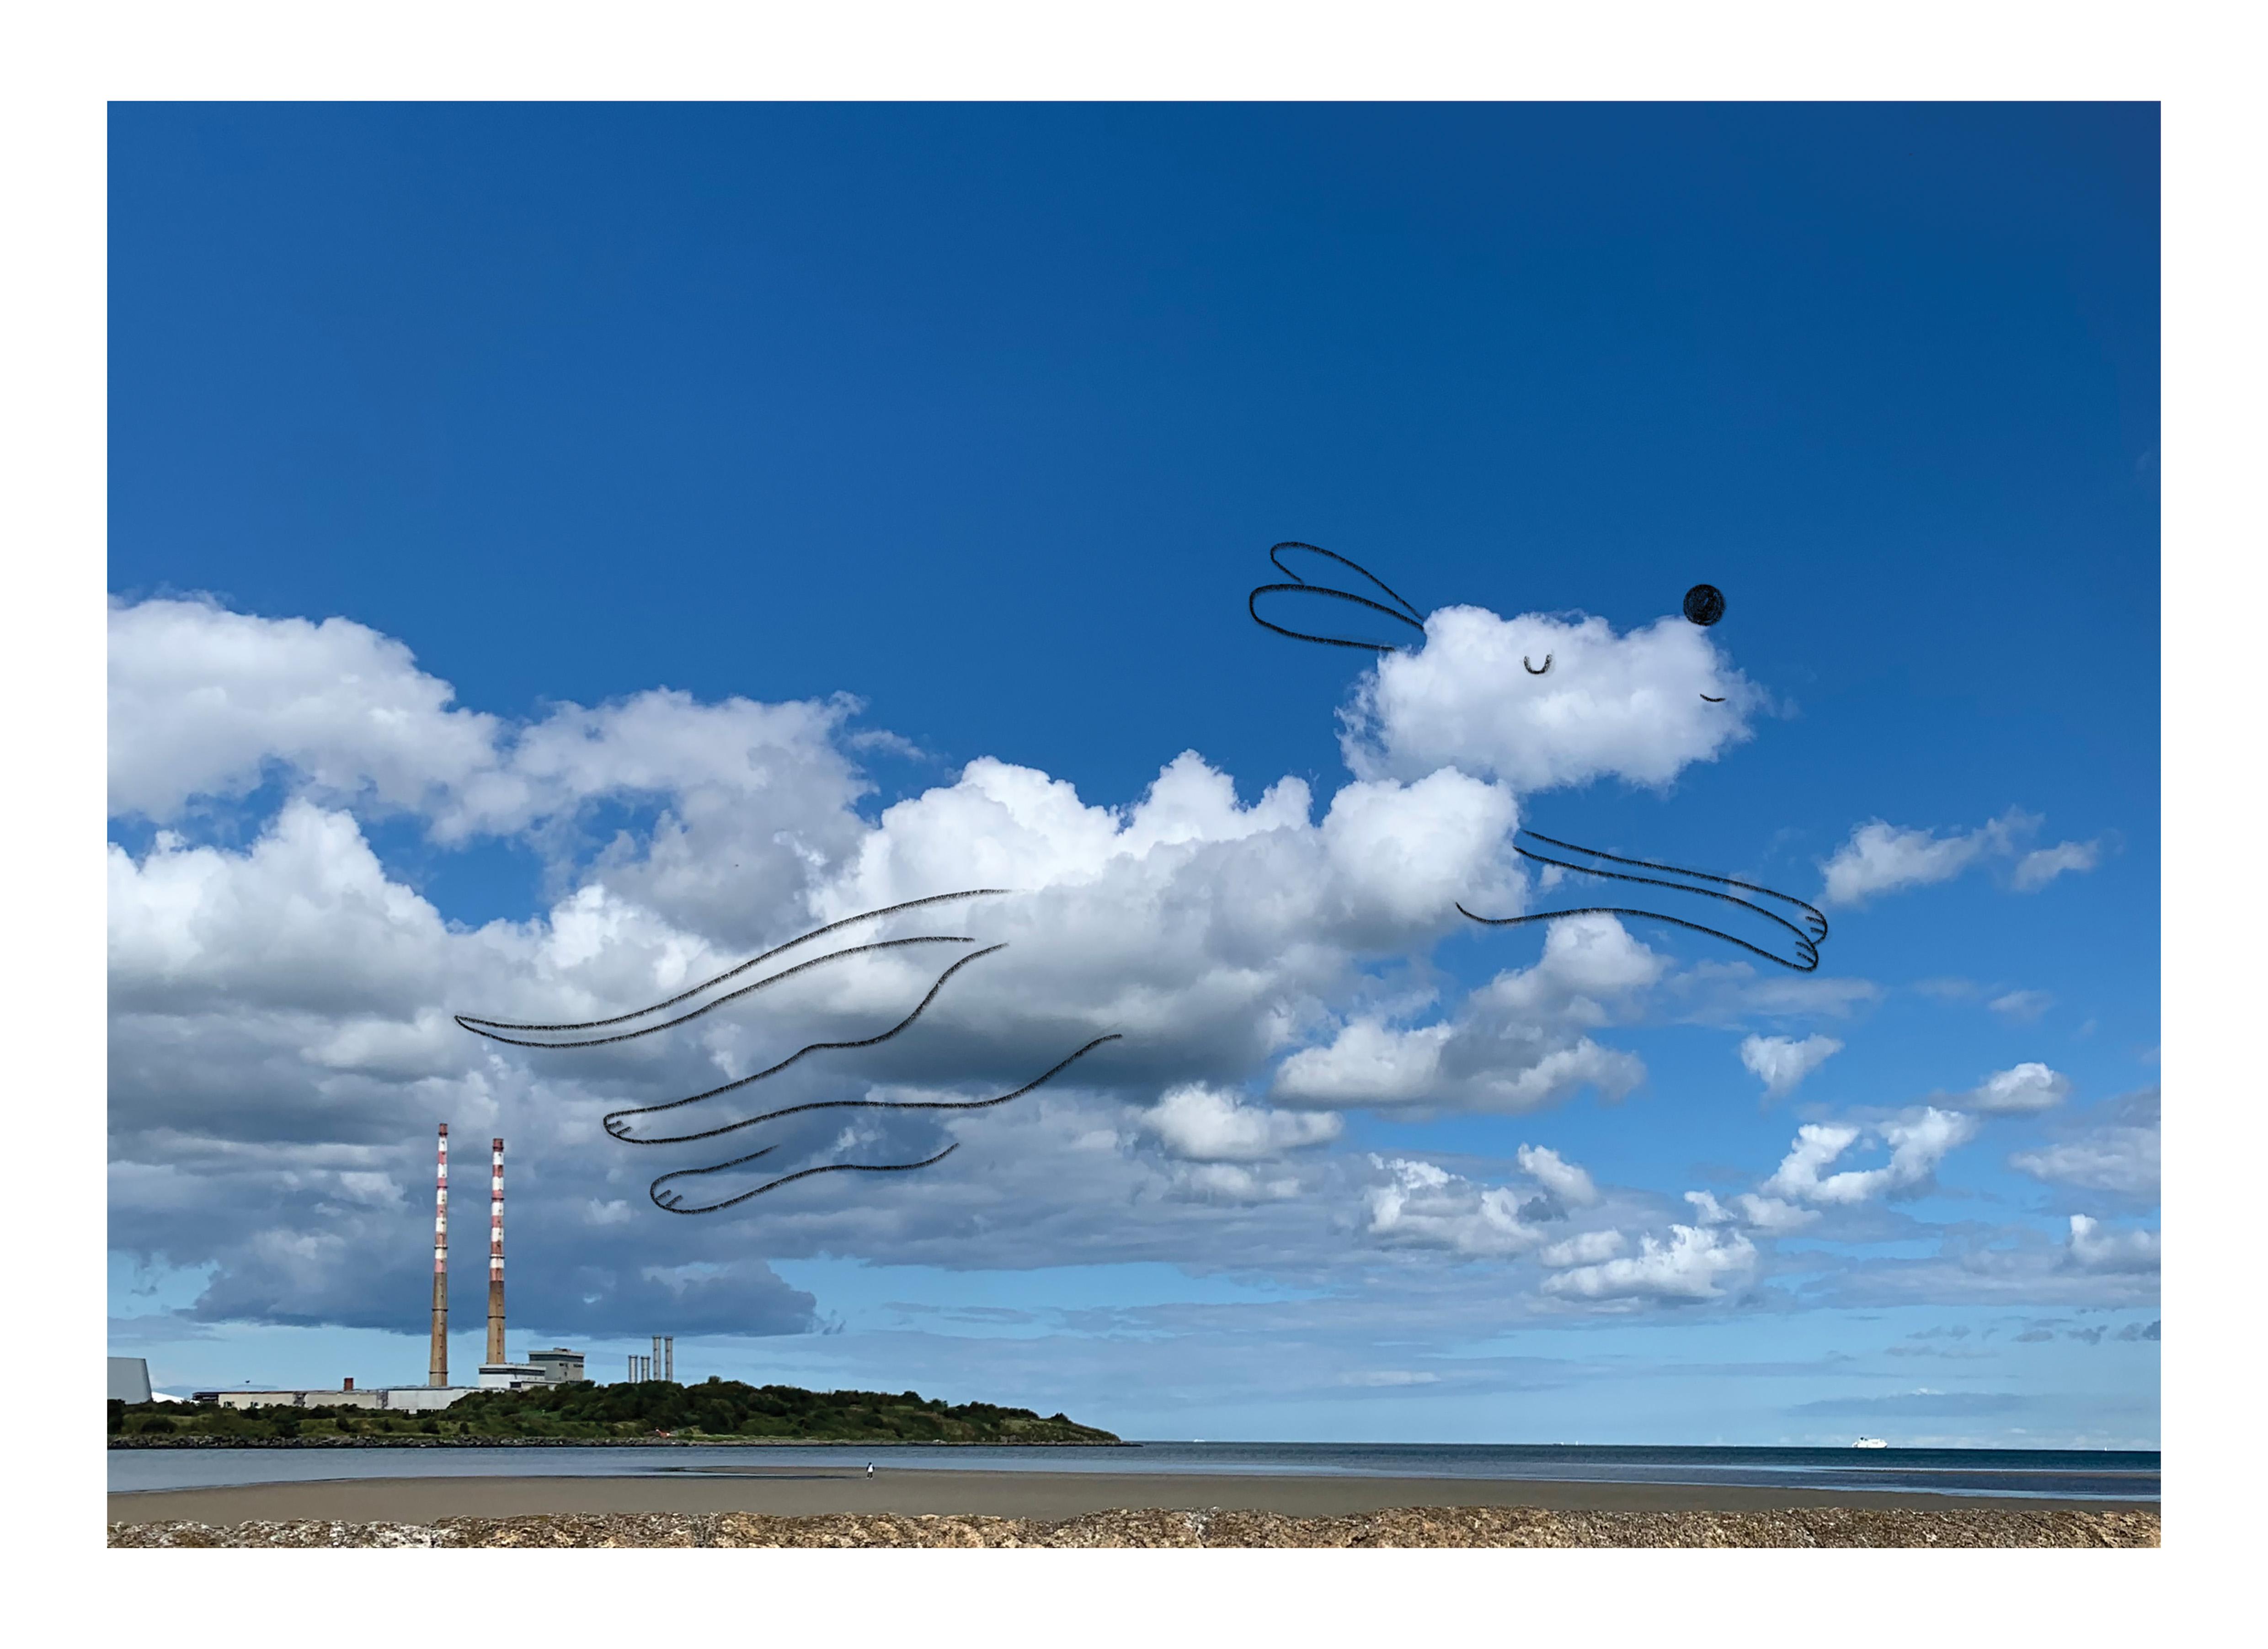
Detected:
[{"left": 107, "top": 1466, "right": 2155, "bottom": 1527}]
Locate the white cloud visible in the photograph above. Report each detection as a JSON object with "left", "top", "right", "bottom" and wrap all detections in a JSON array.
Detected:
[
  {"left": 109, "top": 597, "right": 1585, "bottom": 1328},
  {"left": 1987, "top": 990, "right": 2054, "bottom": 1023},
  {"left": 1362, "top": 1157, "right": 1544, "bottom": 1257},
  {"left": 1818, "top": 810, "right": 2103, "bottom": 908},
  {"left": 1966, "top": 1063, "right": 2071, "bottom": 1115},
  {"left": 2066, "top": 1215, "right": 2160, "bottom": 1273},
  {"left": 112, "top": 595, "right": 2146, "bottom": 1348},
  {"left": 108, "top": 800, "right": 459, "bottom": 1021},
  {"left": 1818, "top": 812, "right": 2031, "bottom": 907},
  {"left": 1270, "top": 1020, "right": 1456, "bottom": 1107},
  {"left": 108, "top": 598, "right": 879, "bottom": 948},
  {"left": 1732, "top": 1194, "right": 1822, "bottom": 1233},
  {"left": 1340, "top": 605, "right": 1759, "bottom": 793},
  {"left": 1761, "top": 1108, "right": 1978, "bottom": 1206},
  {"left": 1174, "top": 1163, "right": 1303, "bottom": 1202},
  {"left": 1760, "top": 1122, "right": 1862, "bottom": 1201},
  {"left": 1539, "top": 1229, "right": 1626, "bottom": 1267},
  {"left": 109, "top": 597, "right": 507, "bottom": 824},
  {"left": 2012, "top": 840, "right": 2103, "bottom": 892},
  {"left": 2011, "top": 1089, "right": 2159, "bottom": 1197},
  {"left": 1271, "top": 915, "right": 1657, "bottom": 1114},
  {"left": 2014, "top": 1133, "right": 2160, "bottom": 1197},
  {"left": 1738, "top": 1033, "right": 1843, "bottom": 1100},
  {"left": 1141, "top": 1084, "right": 1341, "bottom": 1161},
  {"left": 1684, "top": 1180, "right": 1820, "bottom": 1234},
  {"left": 1516, "top": 1144, "right": 1600, "bottom": 1207},
  {"left": 1541, "top": 1224, "right": 1757, "bottom": 1302}
]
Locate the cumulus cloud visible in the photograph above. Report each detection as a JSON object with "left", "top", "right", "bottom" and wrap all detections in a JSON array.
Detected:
[
  {"left": 1680, "top": 1184, "right": 1817, "bottom": 1234},
  {"left": 109, "top": 597, "right": 507, "bottom": 824},
  {"left": 1738, "top": 1033, "right": 1843, "bottom": 1100},
  {"left": 1819, "top": 812, "right": 2028, "bottom": 906},
  {"left": 109, "top": 598, "right": 1591, "bottom": 1332},
  {"left": 2066, "top": 1215, "right": 2160, "bottom": 1273},
  {"left": 1541, "top": 1224, "right": 1757, "bottom": 1303},
  {"left": 1965, "top": 1063, "right": 2071, "bottom": 1115},
  {"left": 1761, "top": 1108, "right": 1978, "bottom": 1206},
  {"left": 1340, "top": 605, "right": 1759, "bottom": 792},
  {"left": 1271, "top": 915, "right": 1658, "bottom": 1114},
  {"left": 110, "top": 598, "right": 878, "bottom": 948},
  {"left": 1538, "top": 1229, "right": 1626, "bottom": 1267},
  {"left": 1362, "top": 1157, "right": 1546, "bottom": 1258},
  {"left": 1731, "top": 1194, "right": 1822, "bottom": 1233},
  {"left": 1140, "top": 1085, "right": 1341, "bottom": 1161},
  {"left": 110, "top": 801, "right": 460, "bottom": 1021},
  {"left": 112, "top": 594, "right": 2144, "bottom": 1348},
  {"left": 1818, "top": 810, "right": 2102, "bottom": 907},
  {"left": 1516, "top": 1144, "right": 1600, "bottom": 1207}
]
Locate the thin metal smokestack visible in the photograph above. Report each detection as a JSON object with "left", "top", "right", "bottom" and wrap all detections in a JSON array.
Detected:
[
  {"left": 428, "top": 1124, "right": 449, "bottom": 1387},
  {"left": 486, "top": 1138, "right": 506, "bottom": 1367}
]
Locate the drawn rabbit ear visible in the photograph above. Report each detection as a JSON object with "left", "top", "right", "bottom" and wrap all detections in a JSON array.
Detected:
[{"left": 1249, "top": 541, "right": 1428, "bottom": 651}]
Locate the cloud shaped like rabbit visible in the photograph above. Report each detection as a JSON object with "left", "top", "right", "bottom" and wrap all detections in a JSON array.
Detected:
[{"left": 1341, "top": 604, "right": 1763, "bottom": 793}]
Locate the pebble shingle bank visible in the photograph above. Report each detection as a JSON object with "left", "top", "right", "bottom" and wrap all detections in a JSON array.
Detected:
[{"left": 109, "top": 1505, "right": 2159, "bottom": 1548}]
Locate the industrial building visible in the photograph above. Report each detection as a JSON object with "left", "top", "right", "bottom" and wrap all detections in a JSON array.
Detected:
[
  {"left": 528, "top": 1347, "right": 585, "bottom": 1383},
  {"left": 108, "top": 1357, "right": 152, "bottom": 1404},
  {"left": 160, "top": 1125, "right": 591, "bottom": 1410},
  {"left": 191, "top": 1379, "right": 474, "bottom": 1412},
  {"left": 477, "top": 1362, "right": 549, "bottom": 1390}
]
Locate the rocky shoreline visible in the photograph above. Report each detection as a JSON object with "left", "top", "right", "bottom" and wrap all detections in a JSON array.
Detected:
[{"left": 108, "top": 1505, "right": 2161, "bottom": 1548}]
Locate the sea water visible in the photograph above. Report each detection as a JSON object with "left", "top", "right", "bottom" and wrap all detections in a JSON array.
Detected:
[{"left": 109, "top": 1441, "right": 2157, "bottom": 1500}]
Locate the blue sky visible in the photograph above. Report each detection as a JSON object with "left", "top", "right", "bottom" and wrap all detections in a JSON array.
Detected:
[{"left": 107, "top": 102, "right": 2158, "bottom": 1444}]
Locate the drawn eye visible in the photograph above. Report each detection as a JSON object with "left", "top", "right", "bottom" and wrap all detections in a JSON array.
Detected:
[{"left": 1682, "top": 584, "right": 1726, "bottom": 626}]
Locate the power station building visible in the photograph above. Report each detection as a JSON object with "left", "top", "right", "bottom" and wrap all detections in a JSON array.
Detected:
[
  {"left": 192, "top": 1379, "right": 473, "bottom": 1412},
  {"left": 177, "top": 1126, "right": 589, "bottom": 1410}
]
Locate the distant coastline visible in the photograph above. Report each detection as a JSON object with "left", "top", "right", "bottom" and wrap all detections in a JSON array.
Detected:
[{"left": 111, "top": 1379, "right": 1121, "bottom": 1448}]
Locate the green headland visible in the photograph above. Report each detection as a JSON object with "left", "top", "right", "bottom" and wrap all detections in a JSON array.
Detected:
[{"left": 108, "top": 1378, "right": 1121, "bottom": 1446}]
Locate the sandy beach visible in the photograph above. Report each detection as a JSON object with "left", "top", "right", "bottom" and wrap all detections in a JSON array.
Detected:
[{"left": 108, "top": 1465, "right": 2155, "bottom": 1528}]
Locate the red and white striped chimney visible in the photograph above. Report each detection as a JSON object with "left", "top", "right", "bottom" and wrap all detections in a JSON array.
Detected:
[
  {"left": 428, "top": 1123, "right": 450, "bottom": 1387},
  {"left": 486, "top": 1138, "right": 507, "bottom": 1367}
]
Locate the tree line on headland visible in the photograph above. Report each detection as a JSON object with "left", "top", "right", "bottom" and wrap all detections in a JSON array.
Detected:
[{"left": 108, "top": 1378, "right": 1121, "bottom": 1445}]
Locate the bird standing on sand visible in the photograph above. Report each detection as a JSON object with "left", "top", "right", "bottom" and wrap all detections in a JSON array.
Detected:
[{"left": 866, "top": 1463, "right": 875, "bottom": 1478}]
